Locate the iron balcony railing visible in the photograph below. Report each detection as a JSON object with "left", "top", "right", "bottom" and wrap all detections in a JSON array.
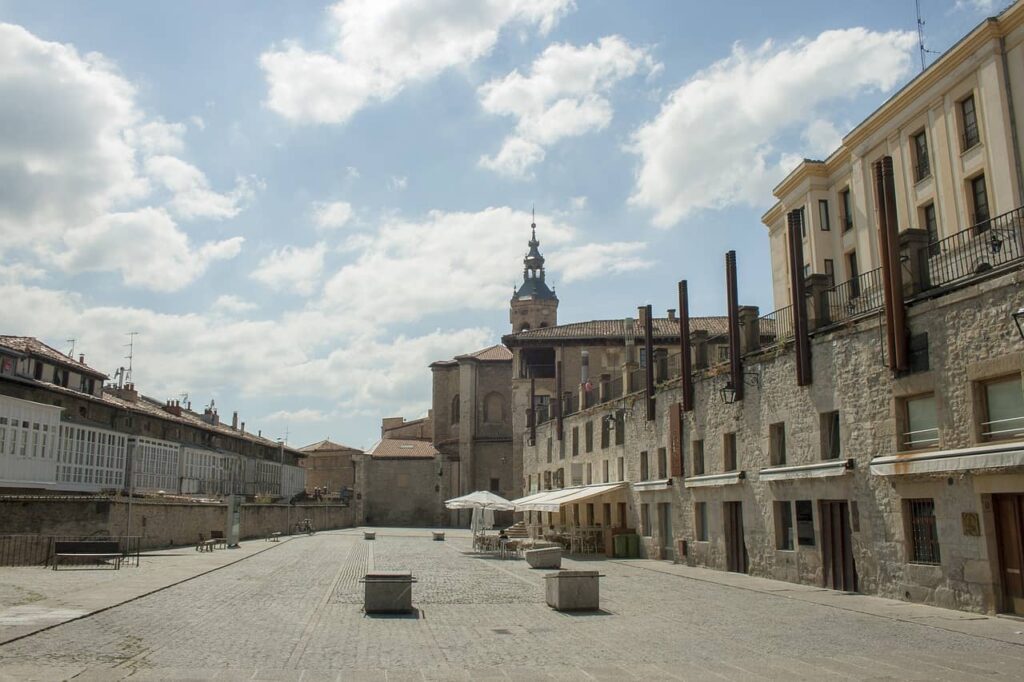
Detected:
[
  {"left": 605, "top": 376, "right": 623, "bottom": 401},
  {"left": 520, "top": 363, "right": 556, "bottom": 379},
  {"left": 825, "top": 266, "right": 885, "bottom": 324},
  {"left": 705, "top": 333, "right": 730, "bottom": 367},
  {"left": 563, "top": 393, "right": 579, "bottom": 416},
  {"left": 982, "top": 414, "right": 1024, "bottom": 441},
  {"left": 925, "top": 205, "right": 1024, "bottom": 289},
  {"left": 758, "top": 305, "right": 794, "bottom": 348}
]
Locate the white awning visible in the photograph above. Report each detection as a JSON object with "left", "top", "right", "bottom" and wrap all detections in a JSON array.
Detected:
[
  {"left": 552, "top": 482, "right": 627, "bottom": 506},
  {"left": 870, "top": 442, "right": 1024, "bottom": 476},
  {"left": 512, "top": 487, "right": 584, "bottom": 513},
  {"left": 759, "top": 459, "right": 854, "bottom": 482},
  {"left": 512, "top": 482, "right": 627, "bottom": 512},
  {"left": 634, "top": 479, "right": 673, "bottom": 492},
  {"left": 684, "top": 471, "right": 746, "bottom": 488}
]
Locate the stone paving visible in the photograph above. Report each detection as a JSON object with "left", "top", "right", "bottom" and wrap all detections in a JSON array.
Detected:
[{"left": 1, "top": 528, "right": 1024, "bottom": 680}]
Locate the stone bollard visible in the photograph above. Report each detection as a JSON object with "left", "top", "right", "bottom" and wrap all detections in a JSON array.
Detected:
[
  {"left": 526, "top": 546, "right": 561, "bottom": 569},
  {"left": 361, "top": 572, "right": 416, "bottom": 614},
  {"left": 364, "top": 531, "right": 376, "bottom": 540},
  {"left": 544, "top": 570, "right": 602, "bottom": 611},
  {"left": 432, "top": 531, "right": 445, "bottom": 541}
]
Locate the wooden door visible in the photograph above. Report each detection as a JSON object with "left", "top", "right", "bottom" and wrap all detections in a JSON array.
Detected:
[
  {"left": 658, "top": 503, "right": 673, "bottom": 559},
  {"left": 724, "top": 501, "right": 747, "bottom": 573},
  {"left": 820, "top": 500, "right": 857, "bottom": 592},
  {"left": 994, "top": 494, "right": 1024, "bottom": 615}
]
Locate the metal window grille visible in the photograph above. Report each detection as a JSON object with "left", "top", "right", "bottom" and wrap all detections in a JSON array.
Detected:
[{"left": 908, "top": 499, "right": 941, "bottom": 564}]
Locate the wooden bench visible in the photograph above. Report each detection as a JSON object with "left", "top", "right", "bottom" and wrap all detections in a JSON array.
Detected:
[
  {"left": 210, "top": 530, "right": 227, "bottom": 549},
  {"left": 266, "top": 532, "right": 282, "bottom": 542},
  {"left": 196, "top": 539, "right": 216, "bottom": 552},
  {"left": 51, "top": 540, "right": 122, "bottom": 570}
]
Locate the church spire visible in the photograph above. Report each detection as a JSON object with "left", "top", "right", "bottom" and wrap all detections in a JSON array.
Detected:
[{"left": 514, "top": 211, "right": 556, "bottom": 302}]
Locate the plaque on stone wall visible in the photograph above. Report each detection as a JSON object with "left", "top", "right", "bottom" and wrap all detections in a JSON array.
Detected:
[{"left": 962, "top": 512, "right": 980, "bottom": 536}]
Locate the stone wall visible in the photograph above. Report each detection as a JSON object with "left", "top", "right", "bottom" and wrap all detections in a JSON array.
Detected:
[
  {"left": 358, "top": 457, "right": 443, "bottom": 527},
  {"left": 521, "top": 267, "right": 1024, "bottom": 614},
  {"left": 0, "top": 497, "right": 354, "bottom": 549}
]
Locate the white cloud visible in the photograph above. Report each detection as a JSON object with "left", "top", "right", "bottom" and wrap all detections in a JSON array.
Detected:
[
  {"left": 189, "top": 115, "right": 206, "bottom": 131},
  {"left": 628, "top": 28, "right": 917, "bottom": 227},
  {"left": 552, "top": 242, "right": 651, "bottom": 282},
  {"left": 144, "top": 156, "right": 257, "bottom": 220},
  {"left": 211, "top": 294, "right": 258, "bottom": 314},
  {"left": 479, "top": 36, "right": 658, "bottom": 177},
  {"left": 56, "top": 208, "right": 244, "bottom": 291},
  {"left": 388, "top": 175, "right": 408, "bottom": 191},
  {"left": 0, "top": 281, "right": 493, "bottom": 419},
  {"left": 955, "top": 0, "right": 1003, "bottom": 11},
  {"left": 312, "top": 200, "right": 354, "bottom": 230},
  {"left": 126, "top": 118, "right": 186, "bottom": 156},
  {"left": 0, "top": 23, "right": 147, "bottom": 249},
  {"left": 319, "top": 207, "right": 576, "bottom": 325},
  {"left": 570, "top": 196, "right": 587, "bottom": 210},
  {"left": 260, "top": 0, "right": 575, "bottom": 124},
  {"left": 251, "top": 242, "right": 327, "bottom": 296},
  {"left": 0, "top": 22, "right": 250, "bottom": 289},
  {"left": 344, "top": 166, "right": 361, "bottom": 180},
  {"left": 262, "top": 408, "right": 331, "bottom": 423}
]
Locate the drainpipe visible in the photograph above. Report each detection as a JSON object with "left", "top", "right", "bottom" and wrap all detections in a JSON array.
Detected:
[{"left": 1000, "top": 37, "right": 1024, "bottom": 206}]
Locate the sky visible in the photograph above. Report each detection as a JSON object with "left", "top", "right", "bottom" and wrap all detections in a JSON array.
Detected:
[{"left": 0, "top": 0, "right": 1011, "bottom": 449}]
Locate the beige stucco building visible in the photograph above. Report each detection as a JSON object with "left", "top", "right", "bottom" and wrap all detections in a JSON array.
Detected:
[{"left": 298, "top": 439, "right": 361, "bottom": 495}]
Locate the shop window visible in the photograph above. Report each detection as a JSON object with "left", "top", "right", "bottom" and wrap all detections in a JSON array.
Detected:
[
  {"left": 775, "top": 501, "right": 794, "bottom": 550},
  {"left": 907, "top": 498, "right": 941, "bottom": 565}
]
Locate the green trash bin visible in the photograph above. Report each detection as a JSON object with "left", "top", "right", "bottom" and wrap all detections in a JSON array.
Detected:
[
  {"left": 613, "top": 534, "right": 629, "bottom": 558},
  {"left": 626, "top": 534, "right": 640, "bottom": 558}
]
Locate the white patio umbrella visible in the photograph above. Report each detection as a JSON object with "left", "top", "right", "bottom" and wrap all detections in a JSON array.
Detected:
[
  {"left": 444, "top": 490, "right": 515, "bottom": 511},
  {"left": 445, "top": 490, "right": 515, "bottom": 536}
]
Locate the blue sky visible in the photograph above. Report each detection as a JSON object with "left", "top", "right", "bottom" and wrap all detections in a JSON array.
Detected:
[{"left": 0, "top": 0, "right": 1009, "bottom": 448}]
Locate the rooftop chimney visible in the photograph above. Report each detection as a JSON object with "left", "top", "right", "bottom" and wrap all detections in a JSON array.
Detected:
[
  {"left": 667, "top": 309, "right": 676, "bottom": 321},
  {"left": 232, "top": 411, "right": 238, "bottom": 429},
  {"left": 78, "top": 353, "right": 85, "bottom": 364},
  {"left": 240, "top": 422, "right": 245, "bottom": 433}
]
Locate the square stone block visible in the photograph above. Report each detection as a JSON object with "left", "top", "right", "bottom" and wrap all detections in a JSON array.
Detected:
[
  {"left": 526, "top": 546, "right": 561, "bottom": 569},
  {"left": 363, "top": 571, "right": 414, "bottom": 613},
  {"left": 545, "top": 570, "right": 601, "bottom": 611},
  {"left": 364, "top": 531, "right": 376, "bottom": 540},
  {"left": 432, "top": 531, "right": 445, "bottom": 541}
]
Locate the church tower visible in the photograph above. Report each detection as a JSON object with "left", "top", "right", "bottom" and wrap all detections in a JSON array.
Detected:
[{"left": 510, "top": 214, "right": 558, "bottom": 332}]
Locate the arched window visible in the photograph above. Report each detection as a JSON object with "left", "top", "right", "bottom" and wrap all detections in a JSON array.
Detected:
[
  {"left": 483, "top": 392, "right": 505, "bottom": 423},
  {"left": 451, "top": 394, "right": 460, "bottom": 424}
]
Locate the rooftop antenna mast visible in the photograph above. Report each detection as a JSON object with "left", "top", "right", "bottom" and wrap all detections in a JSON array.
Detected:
[
  {"left": 915, "top": 0, "right": 942, "bottom": 72},
  {"left": 66, "top": 339, "right": 75, "bottom": 357},
  {"left": 124, "top": 331, "right": 139, "bottom": 385}
]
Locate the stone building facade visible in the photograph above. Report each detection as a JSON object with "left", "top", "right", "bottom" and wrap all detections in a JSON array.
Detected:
[
  {"left": 354, "top": 437, "right": 443, "bottom": 527},
  {"left": 514, "top": 5, "right": 1024, "bottom": 617},
  {"left": 431, "top": 344, "right": 514, "bottom": 525},
  {"left": 298, "top": 439, "right": 361, "bottom": 494}
]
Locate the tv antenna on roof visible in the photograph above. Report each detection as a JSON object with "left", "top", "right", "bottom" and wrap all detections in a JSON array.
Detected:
[
  {"left": 916, "top": 0, "right": 943, "bottom": 72},
  {"left": 66, "top": 339, "right": 75, "bottom": 357},
  {"left": 124, "top": 331, "right": 139, "bottom": 385}
]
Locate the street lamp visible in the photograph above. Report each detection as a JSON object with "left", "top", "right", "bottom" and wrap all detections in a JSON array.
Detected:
[
  {"left": 720, "top": 381, "right": 738, "bottom": 404},
  {"left": 719, "top": 373, "right": 760, "bottom": 404},
  {"left": 1013, "top": 306, "right": 1024, "bottom": 340}
]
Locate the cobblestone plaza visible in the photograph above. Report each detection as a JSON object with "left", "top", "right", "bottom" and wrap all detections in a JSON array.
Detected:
[{"left": 2, "top": 529, "right": 1024, "bottom": 680}]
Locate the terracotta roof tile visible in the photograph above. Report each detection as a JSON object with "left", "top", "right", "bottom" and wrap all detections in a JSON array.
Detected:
[
  {"left": 0, "top": 336, "right": 108, "bottom": 378},
  {"left": 299, "top": 439, "right": 363, "bottom": 453},
  {"left": 367, "top": 439, "right": 438, "bottom": 459},
  {"left": 506, "top": 317, "right": 729, "bottom": 341},
  {"left": 460, "top": 344, "right": 512, "bottom": 361}
]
